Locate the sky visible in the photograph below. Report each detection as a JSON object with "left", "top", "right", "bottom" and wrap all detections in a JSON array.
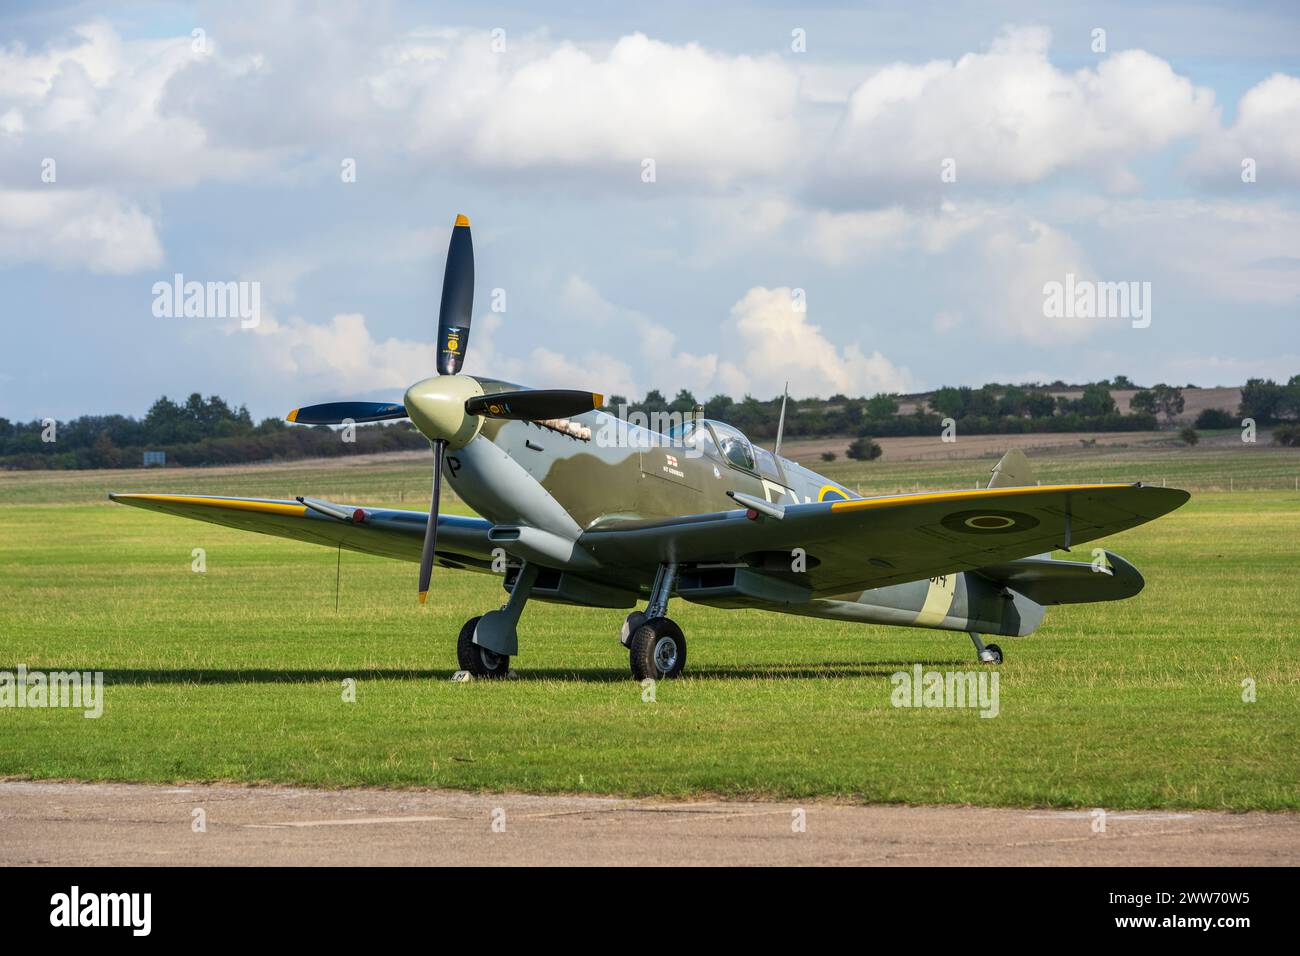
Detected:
[{"left": 1, "top": 0, "right": 1298, "bottom": 421}]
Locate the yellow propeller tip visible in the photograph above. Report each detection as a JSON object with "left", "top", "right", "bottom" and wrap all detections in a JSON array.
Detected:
[
  {"left": 286, "top": 408, "right": 299, "bottom": 422},
  {"left": 593, "top": 394, "right": 605, "bottom": 408},
  {"left": 418, "top": 591, "right": 429, "bottom": 605},
  {"left": 454, "top": 214, "right": 470, "bottom": 228}
]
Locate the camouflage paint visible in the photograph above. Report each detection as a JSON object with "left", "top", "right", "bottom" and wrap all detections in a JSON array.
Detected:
[{"left": 449, "top": 379, "right": 1042, "bottom": 634}]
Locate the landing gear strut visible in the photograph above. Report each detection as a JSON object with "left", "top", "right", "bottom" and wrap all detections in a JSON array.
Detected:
[
  {"left": 968, "top": 631, "right": 1003, "bottom": 665},
  {"left": 627, "top": 563, "right": 687, "bottom": 680}
]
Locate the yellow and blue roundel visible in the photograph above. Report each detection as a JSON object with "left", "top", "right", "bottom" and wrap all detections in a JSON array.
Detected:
[{"left": 817, "top": 485, "right": 849, "bottom": 502}]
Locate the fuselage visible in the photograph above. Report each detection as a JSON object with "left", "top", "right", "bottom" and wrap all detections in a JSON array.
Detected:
[
  {"left": 452, "top": 381, "right": 854, "bottom": 527},
  {"left": 441, "top": 378, "right": 1043, "bottom": 639}
]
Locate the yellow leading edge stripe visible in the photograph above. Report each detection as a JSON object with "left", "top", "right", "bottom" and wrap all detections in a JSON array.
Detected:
[
  {"left": 112, "top": 494, "right": 307, "bottom": 517},
  {"left": 828, "top": 483, "right": 1132, "bottom": 513}
]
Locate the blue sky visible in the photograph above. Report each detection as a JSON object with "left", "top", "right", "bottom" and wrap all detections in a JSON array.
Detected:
[{"left": 2, "top": 0, "right": 1298, "bottom": 421}]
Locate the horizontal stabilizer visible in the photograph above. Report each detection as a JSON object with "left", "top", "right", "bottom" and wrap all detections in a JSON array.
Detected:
[{"left": 975, "top": 549, "right": 1144, "bottom": 605}]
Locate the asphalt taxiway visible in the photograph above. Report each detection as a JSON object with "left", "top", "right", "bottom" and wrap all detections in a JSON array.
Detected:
[{"left": 3, "top": 781, "right": 1297, "bottom": 865}]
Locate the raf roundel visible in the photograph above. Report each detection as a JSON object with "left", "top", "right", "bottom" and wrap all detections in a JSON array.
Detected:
[
  {"left": 966, "top": 515, "right": 1014, "bottom": 529},
  {"left": 940, "top": 509, "right": 1041, "bottom": 535}
]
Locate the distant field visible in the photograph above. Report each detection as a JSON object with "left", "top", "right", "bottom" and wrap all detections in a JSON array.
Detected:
[
  {"left": 785, "top": 427, "right": 1288, "bottom": 475},
  {"left": 895, "top": 385, "right": 1242, "bottom": 424},
  {"left": 2, "top": 431, "right": 1296, "bottom": 506},
  {"left": 0, "top": 444, "right": 1297, "bottom": 809}
]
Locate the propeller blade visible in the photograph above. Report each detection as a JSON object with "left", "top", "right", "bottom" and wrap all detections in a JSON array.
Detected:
[
  {"left": 286, "top": 402, "right": 407, "bottom": 425},
  {"left": 436, "top": 214, "right": 474, "bottom": 375},
  {"left": 465, "top": 390, "right": 604, "bottom": 421},
  {"left": 417, "top": 439, "right": 446, "bottom": 605}
]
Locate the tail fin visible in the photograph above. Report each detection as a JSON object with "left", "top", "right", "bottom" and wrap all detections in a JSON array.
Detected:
[
  {"left": 987, "top": 449, "right": 1049, "bottom": 557},
  {"left": 987, "top": 448, "right": 1033, "bottom": 489}
]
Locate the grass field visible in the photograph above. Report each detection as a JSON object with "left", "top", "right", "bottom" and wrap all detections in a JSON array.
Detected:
[{"left": 1, "top": 443, "right": 1298, "bottom": 809}]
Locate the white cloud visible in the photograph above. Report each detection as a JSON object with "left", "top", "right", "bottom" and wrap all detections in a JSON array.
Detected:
[
  {"left": 3, "top": 16, "right": 1289, "bottom": 206},
  {"left": 244, "top": 312, "right": 433, "bottom": 399},
  {"left": 1051, "top": 195, "right": 1300, "bottom": 305},
  {"left": 423, "top": 33, "right": 800, "bottom": 182},
  {"left": 0, "top": 22, "right": 272, "bottom": 191},
  {"left": 3, "top": 12, "right": 1296, "bottom": 419},
  {"left": 467, "top": 310, "right": 641, "bottom": 399},
  {"left": 977, "top": 217, "right": 1097, "bottom": 345},
  {"left": 556, "top": 276, "right": 736, "bottom": 397},
  {"left": 213, "top": 306, "right": 640, "bottom": 409},
  {"left": 802, "top": 200, "right": 1100, "bottom": 345},
  {"left": 726, "top": 286, "right": 915, "bottom": 397},
  {"left": 808, "top": 207, "right": 913, "bottom": 264},
  {"left": 791, "top": 193, "right": 1300, "bottom": 344},
  {"left": 161, "top": 24, "right": 802, "bottom": 189},
  {"left": 1188, "top": 72, "right": 1300, "bottom": 188},
  {"left": 818, "top": 26, "right": 1218, "bottom": 201},
  {"left": 0, "top": 188, "right": 162, "bottom": 273},
  {"left": 807, "top": 200, "right": 988, "bottom": 263},
  {"left": 557, "top": 275, "right": 623, "bottom": 324},
  {"left": 548, "top": 277, "right": 915, "bottom": 400}
]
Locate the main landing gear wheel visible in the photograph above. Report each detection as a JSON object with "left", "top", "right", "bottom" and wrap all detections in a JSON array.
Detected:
[
  {"left": 457, "top": 616, "right": 511, "bottom": 678},
  {"left": 629, "top": 617, "right": 687, "bottom": 680}
]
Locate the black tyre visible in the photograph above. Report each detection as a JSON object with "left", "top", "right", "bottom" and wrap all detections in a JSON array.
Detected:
[
  {"left": 984, "top": 643, "right": 1003, "bottom": 665},
  {"left": 457, "top": 616, "right": 511, "bottom": 678},
  {"left": 628, "top": 617, "right": 687, "bottom": 680}
]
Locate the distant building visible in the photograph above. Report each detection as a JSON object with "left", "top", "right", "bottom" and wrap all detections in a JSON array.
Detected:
[{"left": 143, "top": 451, "right": 166, "bottom": 467}]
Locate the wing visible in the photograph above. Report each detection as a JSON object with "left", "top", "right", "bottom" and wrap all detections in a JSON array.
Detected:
[
  {"left": 109, "top": 493, "right": 495, "bottom": 571},
  {"left": 580, "top": 483, "right": 1189, "bottom": 597}
]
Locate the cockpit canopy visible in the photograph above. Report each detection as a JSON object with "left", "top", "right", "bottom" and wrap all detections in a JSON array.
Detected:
[{"left": 666, "top": 419, "right": 783, "bottom": 479}]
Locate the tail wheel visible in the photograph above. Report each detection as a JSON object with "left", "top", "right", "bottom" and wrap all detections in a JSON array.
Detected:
[
  {"left": 629, "top": 617, "right": 687, "bottom": 680},
  {"left": 457, "top": 616, "right": 510, "bottom": 678}
]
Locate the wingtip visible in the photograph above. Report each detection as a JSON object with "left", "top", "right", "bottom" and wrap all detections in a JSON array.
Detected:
[{"left": 454, "top": 214, "right": 470, "bottom": 228}]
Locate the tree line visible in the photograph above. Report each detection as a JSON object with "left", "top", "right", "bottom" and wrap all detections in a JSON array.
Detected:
[
  {"left": 609, "top": 380, "right": 1162, "bottom": 444},
  {"left": 0, "top": 394, "right": 427, "bottom": 470},
  {"left": 4, "top": 376, "right": 1296, "bottom": 470}
]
